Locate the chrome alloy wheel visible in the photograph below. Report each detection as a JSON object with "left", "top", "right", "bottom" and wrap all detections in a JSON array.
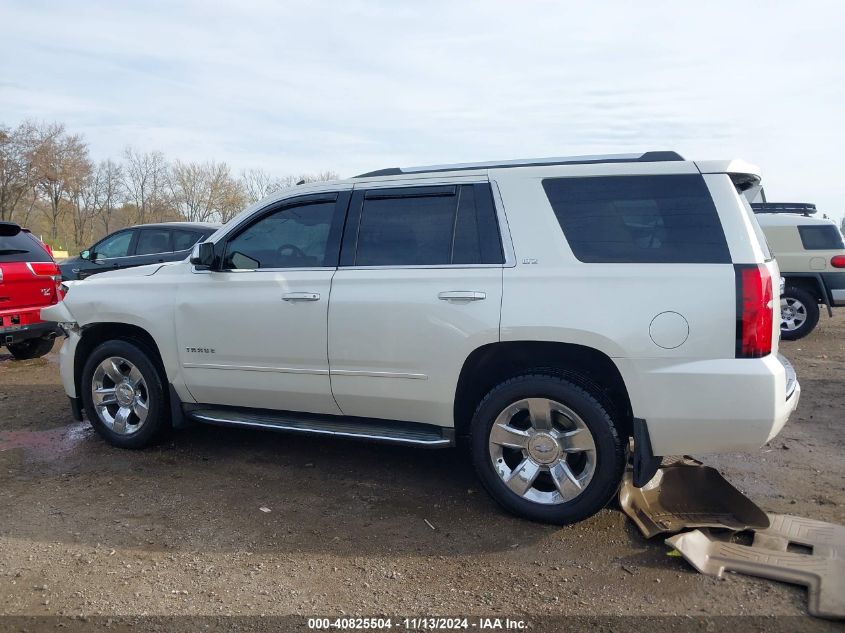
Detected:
[
  {"left": 781, "top": 297, "right": 807, "bottom": 332},
  {"left": 91, "top": 356, "right": 150, "bottom": 435},
  {"left": 488, "top": 398, "right": 597, "bottom": 505}
]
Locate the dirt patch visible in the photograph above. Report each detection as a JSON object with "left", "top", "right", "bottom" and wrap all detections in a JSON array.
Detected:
[{"left": 0, "top": 323, "right": 843, "bottom": 624}]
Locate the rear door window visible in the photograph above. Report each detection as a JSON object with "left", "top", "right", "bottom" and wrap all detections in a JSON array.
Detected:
[
  {"left": 0, "top": 231, "right": 52, "bottom": 263},
  {"left": 542, "top": 174, "right": 731, "bottom": 264},
  {"left": 172, "top": 229, "right": 203, "bottom": 252},
  {"left": 355, "top": 187, "right": 455, "bottom": 266},
  {"left": 798, "top": 225, "right": 845, "bottom": 250},
  {"left": 136, "top": 229, "right": 173, "bottom": 255},
  {"left": 350, "top": 184, "right": 503, "bottom": 266}
]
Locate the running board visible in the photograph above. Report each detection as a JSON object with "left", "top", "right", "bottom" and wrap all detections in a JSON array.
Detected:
[{"left": 186, "top": 407, "right": 454, "bottom": 447}]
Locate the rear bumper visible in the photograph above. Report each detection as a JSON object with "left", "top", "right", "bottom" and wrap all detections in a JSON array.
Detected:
[
  {"left": 1, "top": 320, "right": 60, "bottom": 347},
  {"left": 618, "top": 353, "right": 800, "bottom": 455}
]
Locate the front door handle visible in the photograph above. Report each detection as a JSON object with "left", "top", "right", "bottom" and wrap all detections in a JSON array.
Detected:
[
  {"left": 282, "top": 292, "right": 321, "bottom": 302},
  {"left": 438, "top": 291, "right": 486, "bottom": 301}
]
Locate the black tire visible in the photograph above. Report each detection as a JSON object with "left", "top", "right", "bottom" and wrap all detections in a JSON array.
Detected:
[
  {"left": 780, "top": 285, "right": 820, "bottom": 341},
  {"left": 80, "top": 339, "right": 168, "bottom": 449},
  {"left": 470, "top": 373, "right": 626, "bottom": 525},
  {"left": 6, "top": 337, "right": 55, "bottom": 360}
]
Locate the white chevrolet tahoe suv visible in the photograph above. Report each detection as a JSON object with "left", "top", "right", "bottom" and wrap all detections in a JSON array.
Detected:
[{"left": 44, "top": 151, "right": 800, "bottom": 525}]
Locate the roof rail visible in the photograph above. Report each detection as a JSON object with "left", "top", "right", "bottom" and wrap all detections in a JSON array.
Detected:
[
  {"left": 751, "top": 202, "right": 817, "bottom": 216},
  {"left": 354, "top": 151, "right": 684, "bottom": 178}
]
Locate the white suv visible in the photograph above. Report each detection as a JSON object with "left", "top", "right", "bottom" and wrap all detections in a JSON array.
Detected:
[{"left": 44, "top": 151, "right": 800, "bottom": 525}]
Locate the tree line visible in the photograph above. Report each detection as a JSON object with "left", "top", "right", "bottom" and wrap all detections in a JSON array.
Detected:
[{"left": 0, "top": 120, "right": 338, "bottom": 251}]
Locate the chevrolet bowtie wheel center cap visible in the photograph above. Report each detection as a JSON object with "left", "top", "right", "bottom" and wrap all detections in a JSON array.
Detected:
[
  {"left": 527, "top": 433, "right": 561, "bottom": 465},
  {"left": 115, "top": 382, "right": 136, "bottom": 407}
]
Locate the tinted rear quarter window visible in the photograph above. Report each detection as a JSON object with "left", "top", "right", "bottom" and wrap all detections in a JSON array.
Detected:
[
  {"left": 172, "top": 229, "right": 202, "bottom": 252},
  {"left": 0, "top": 232, "right": 52, "bottom": 263},
  {"left": 136, "top": 229, "right": 173, "bottom": 255},
  {"left": 353, "top": 184, "right": 503, "bottom": 266},
  {"left": 452, "top": 185, "right": 504, "bottom": 265},
  {"left": 798, "top": 225, "right": 845, "bottom": 250},
  {"left": 543, "top": 174, "right": 730, "bottom": 264}
]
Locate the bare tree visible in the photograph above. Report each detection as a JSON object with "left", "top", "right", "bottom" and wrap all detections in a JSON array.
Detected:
[
  {"left": 240, "top": 168, "right": 284, "bottom": 205},
  {"left": 33, "top": 123, "right": 91, "bottom": 241},
  {"left": 0, "top": 121, "right": 46, "bottom": 222},
  {"left": 301, "top": 170, "right": 340, "bottom": 184},
  {"left": 240, "top": 169, "right": 340, "bottom": 205},
  {"left": 94, "top": 159, "right": 124, "bottom": 235},
  {"left": 14, "top": 188, "right": 41, "bottom": 228},
  {"left": 123, "top": 147, "right": 170, "bottom": 224},
  {"left": 170, "top": 160, "right": 246, "bottom": 223},
  {"left": 69, "top": 170, "right": 102, "bottom": 247},
  {"left": 3, "top": 118, "right": 340, "bottom": 242},
  {"left": 218, "top": 178, "right": 248, "bottom": 223}
]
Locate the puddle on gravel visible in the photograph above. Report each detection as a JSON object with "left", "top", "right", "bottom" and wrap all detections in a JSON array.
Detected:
[{"left": 0, "top": 422, "right": 92, "bottom": 460}]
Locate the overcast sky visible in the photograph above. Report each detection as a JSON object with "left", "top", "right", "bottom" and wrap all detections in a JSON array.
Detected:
[{"left": 1, "top": 0, "right": 843, "bottom": 221}]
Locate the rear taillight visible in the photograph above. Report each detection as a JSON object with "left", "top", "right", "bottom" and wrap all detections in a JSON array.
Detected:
[
  {"left": 735, "top": 264, "right": 773, "bottom": 358},
  {"left": 26, "top": 262, "right": 63, "bottom": 299},
  {"left": 26, "top": 262, "right": 60, "bottom": 277},
  {"left": 831, "top": 255, "right": 845, "bottom": 268}
]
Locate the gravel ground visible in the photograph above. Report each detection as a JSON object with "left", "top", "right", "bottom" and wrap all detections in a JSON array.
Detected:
[{"left": 0, "top": 316, "right": 843, "bottom": 630}]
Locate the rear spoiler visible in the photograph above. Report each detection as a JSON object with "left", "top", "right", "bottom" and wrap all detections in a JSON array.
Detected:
[
  {"left": 695, "top": 160, "right": 762, "bottom": 199},
  {"left": 0, "top": 221, "right": 22, "bottom": 237},
  {"left": 750, "top": 202, "right": 817, "bottom": 216}
]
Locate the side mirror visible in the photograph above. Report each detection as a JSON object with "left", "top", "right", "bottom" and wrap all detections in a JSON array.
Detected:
[
  {"left": 190, "top": 241, "right": 215, "bottom": 269},
  {"left": 80, "top": 249, "right": 91, "bottom": 261}
]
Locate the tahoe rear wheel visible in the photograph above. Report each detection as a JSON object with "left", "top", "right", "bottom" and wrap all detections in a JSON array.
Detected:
[
  {"left": 6, "top": 337, "right": 54, "bottom": 360},
  {"left": 81, "top": 340, "right": 167, "bottom": 449},
  {"left": 470, "top": 374, "right": 625, "bottom": 525},
  {"left": 780, "top": 285, "right": 820, "bottom": 341}
]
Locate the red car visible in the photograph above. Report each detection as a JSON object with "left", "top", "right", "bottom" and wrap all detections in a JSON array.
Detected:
[{"left": 0, "top": 221, "right": 63, "bottom": 360}]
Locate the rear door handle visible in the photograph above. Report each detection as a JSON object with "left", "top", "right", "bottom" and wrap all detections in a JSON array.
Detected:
[
  {"left": 438, "top": 291, "right": 486, "bottom": 301},
  {"left": 282, "top": 292, "right": 321, "bottom": 302}
]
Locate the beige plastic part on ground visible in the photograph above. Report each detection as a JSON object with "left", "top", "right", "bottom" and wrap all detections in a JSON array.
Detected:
[
  {"left": 667, "top": 515, "right": 845, "bottom": 619},
  {"left": 618, "top": 461, "right": 770, "bottom": 538}
]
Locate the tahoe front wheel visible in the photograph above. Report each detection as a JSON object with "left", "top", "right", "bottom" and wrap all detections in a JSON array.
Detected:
[
  {"left": 81, "top": 339, "right": 167, "bottom": 449},
  {"left": 470, "top": 374, "right": 625, "bottom": 525}
]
